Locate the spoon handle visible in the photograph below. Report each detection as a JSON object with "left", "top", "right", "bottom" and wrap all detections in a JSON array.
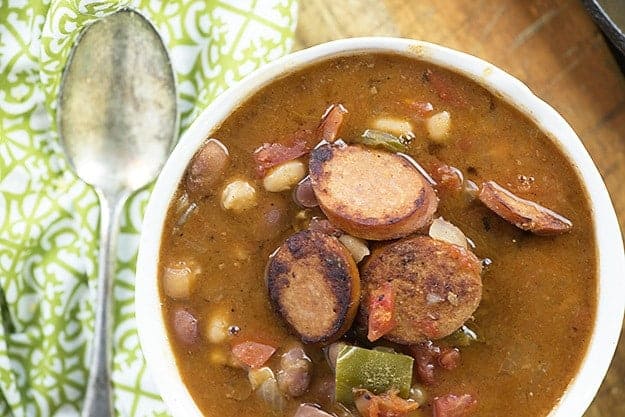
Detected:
[{"left": 82, "top": 191, "right": 127, "bottom": 417}]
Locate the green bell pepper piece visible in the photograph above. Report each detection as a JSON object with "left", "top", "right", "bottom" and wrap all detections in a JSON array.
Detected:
[{"left": 334, "top": 345, "right": 414, "bottom": 404}]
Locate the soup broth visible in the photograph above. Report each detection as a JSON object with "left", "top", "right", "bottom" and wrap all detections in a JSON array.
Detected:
[{"left": 158, "top": 53, "right": 596, "bottom": 417}]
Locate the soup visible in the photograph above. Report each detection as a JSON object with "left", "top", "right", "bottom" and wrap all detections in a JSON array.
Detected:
[{"left": 158, "top": 53, "right": 596, "bottom": 417}]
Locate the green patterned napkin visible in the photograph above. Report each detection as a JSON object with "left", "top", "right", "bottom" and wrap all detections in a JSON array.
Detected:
[{"left": 0, "top": 1, "right": 297, "bottom": 416}]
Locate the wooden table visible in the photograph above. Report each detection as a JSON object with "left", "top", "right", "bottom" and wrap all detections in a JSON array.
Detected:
[{"left": 294, "top": 1, "right": 625, "bottom": 415}]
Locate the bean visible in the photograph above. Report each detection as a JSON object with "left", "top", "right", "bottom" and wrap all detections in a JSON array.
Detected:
[
  {"left": 186, "top": 139, "right": 229, "bottom": 197},
  {"left": 263, "top": 160, "right": 306, "bottom": 192},
  {"left": 172, "top": 308, "right": 199, "bottom": 345},
  {"left": 426, "top": 111, "right": 451, "bottom": 143},
  {"left": 162, "top": 260, "right": 200, "bottom": 299},
  {"left": 277, "top": 345, "right": 312, "bottom": 397},
  {"left": 293, "top": 177, "right": 318, "bottom": 208},
  {"left": 221, "top": 179, "right": 257, "bottom": 212}
]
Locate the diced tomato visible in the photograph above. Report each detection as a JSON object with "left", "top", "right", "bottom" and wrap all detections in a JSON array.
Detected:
[
  {"left": 424, "top": 69, "right": 468, "bottom": 107},
  {"left": 253, "top": 136, "right": 310, "bottom": 177},
  {"left": 428, "top": 160, "right": 464, "bottom": 192},
  {"left": 432, "top": 394, "right": 477, "bottom": 417},
  {"left": 316, "top": 104, "right": 348, "bottom": 143},
  {"left": 367, "top": 282, "right": 397, "bottom": 342},
  {"left": 231, "top": 341, "right": 276, "bottom": 369},
  {"left": 354, "top": 389, "right": 419, "bottom": 417}
]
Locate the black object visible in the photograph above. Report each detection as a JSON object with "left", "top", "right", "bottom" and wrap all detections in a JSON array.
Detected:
[{"left": 582, "top": 0, "right": 625, "bottom": 66}]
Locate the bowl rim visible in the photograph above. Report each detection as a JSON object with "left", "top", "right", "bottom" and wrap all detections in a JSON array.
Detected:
[{"left": 135, "top": 36, "right": 625, "bottom": 417}]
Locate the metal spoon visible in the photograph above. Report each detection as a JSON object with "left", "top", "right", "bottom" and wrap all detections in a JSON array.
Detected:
[{"left": 57, "top": 9, "right": 177, "bottom": 417}]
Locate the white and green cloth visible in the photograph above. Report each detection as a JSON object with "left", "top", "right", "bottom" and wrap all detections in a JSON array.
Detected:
[{"left": 0, "top": 1, "right": 297, "bottom": 415}]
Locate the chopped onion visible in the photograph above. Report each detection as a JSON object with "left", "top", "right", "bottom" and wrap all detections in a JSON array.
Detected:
[
  {"left": 338, "top": 234, "right": 370, "bottom": 263},
  {"left": 409, "top": 384, "right": 428, "bottom": 406},
  {"left": 443, "top": 325, "right": 479, "bottom": 347},
  {"left": 397, "top": 153, "right": 437, "bottom": 186},
  {"left": 175, "top": 202, "right": 197, "bottom": 228},
  {"left": 324, "top": 342, "right": 347, "bottom": 371},
  {"left": 256, "top": 377, "right": 286, "bottom": 411},
  {"left": 463, "top": 179, "right": 479, "bottom": 202},
  {"left": 429, "top": 217, "right": 468, "bottom": 248}
]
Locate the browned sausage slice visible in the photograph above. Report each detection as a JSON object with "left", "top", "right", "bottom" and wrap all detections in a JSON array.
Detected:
[
  {"left": 266, "top": 230, "right": 360, "bottom": 344},
  {"left": 479, "top": 181, "right": 572, "bottom": 235},
  {"left": 309, "top": 144, "right": 438, "bottom": 240},
  {"left": 360, "top": 236, "right": 482, "bottom": 344}
]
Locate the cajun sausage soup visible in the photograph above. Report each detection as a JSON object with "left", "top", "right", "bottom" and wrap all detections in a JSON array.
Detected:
[{"left": 159, "top": 53, "right": 596, "bottom": 417}]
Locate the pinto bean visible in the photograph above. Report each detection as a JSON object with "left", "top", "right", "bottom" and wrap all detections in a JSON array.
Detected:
[
  {"left": 277, "top": 345, "right": 313, "bottom": 397},
  {"left": 185, "top": 139, "right": 229, "bottom": 197},
  {"left": 172, "top": 308, "right": 199, "bottom": 345},
  {"left": 294, "top": 177, "right": 319, "bottom": 208},
  {"left": 479, "top": 181, "right": 572, "bottom": 235}
]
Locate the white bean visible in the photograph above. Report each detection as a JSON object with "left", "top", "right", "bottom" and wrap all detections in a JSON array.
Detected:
[
  {"left": 372, "top": 117, "right": 414, "bottom": 137},
  {"left": 206, "top": 311, "right": 230, "bottom": 343},
  {"left": 221, "top": 179, "right": 257, "bottom": 211},
  {"left": 162, "top": 260, "right": 200, "bottom": 299},
  {"left": 425, "top": 111, "right": 451, "bottom": 143},
  {"left": 338, "top": 234, "right": 370, "bottom": 263},
  {"left": 263, "top": 160, "right": 306, "bottom": 192}
]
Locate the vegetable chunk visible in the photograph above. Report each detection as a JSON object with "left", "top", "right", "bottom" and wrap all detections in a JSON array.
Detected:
[
  {"left": 266, "top": 230, "right": 360, "bottom": 344},
  {"left": 479, "top": 180, "right": 572, "bottom": 235},
  {"left": 309, "top": 144, "right": 438, "bottom": 240},
  {"left": 367, "top": 283, "right": 397, "bottom": 342},
  {"left": 335, "top": 346, "right": 414, "bottom": 404},
  {"left": 232, "top": 341, "right": 276, "bottom": 369},
  {"left": 354, "top": 388, "right": 419, "bottom": 417},
  {"left": 317, "top": 104, "right": 348, "bottom": 143}
]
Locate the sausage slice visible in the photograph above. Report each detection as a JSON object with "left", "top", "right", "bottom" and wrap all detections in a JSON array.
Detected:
[
  {"left": 479, "top": 181, "right": 572, "bottom": 235},
  {"left": 360, "top": 236, "right": 482, "bottom": 344},
  {"left": 266, "top": 230, "right": 360, "bottom": 344},
  {"left": 309, "top": 144, "right": 438, "bottom": 240}
]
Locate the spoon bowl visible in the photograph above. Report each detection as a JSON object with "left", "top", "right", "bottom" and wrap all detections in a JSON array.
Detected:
[
  {"left": 58, "top": 9, "right": 177, "bottom": 195},
  {"left": 57, "top": 9, "right": 177, "bottom": 417}
]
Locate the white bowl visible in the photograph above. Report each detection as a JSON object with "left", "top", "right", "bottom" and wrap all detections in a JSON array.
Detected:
[{"left": 135, "top": 37, "right": 625, "bottom": 417}]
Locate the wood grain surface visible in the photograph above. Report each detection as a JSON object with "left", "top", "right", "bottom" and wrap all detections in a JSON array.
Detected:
[{"left": 294, "top": 1, "right": 625, "bottom": 416}]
